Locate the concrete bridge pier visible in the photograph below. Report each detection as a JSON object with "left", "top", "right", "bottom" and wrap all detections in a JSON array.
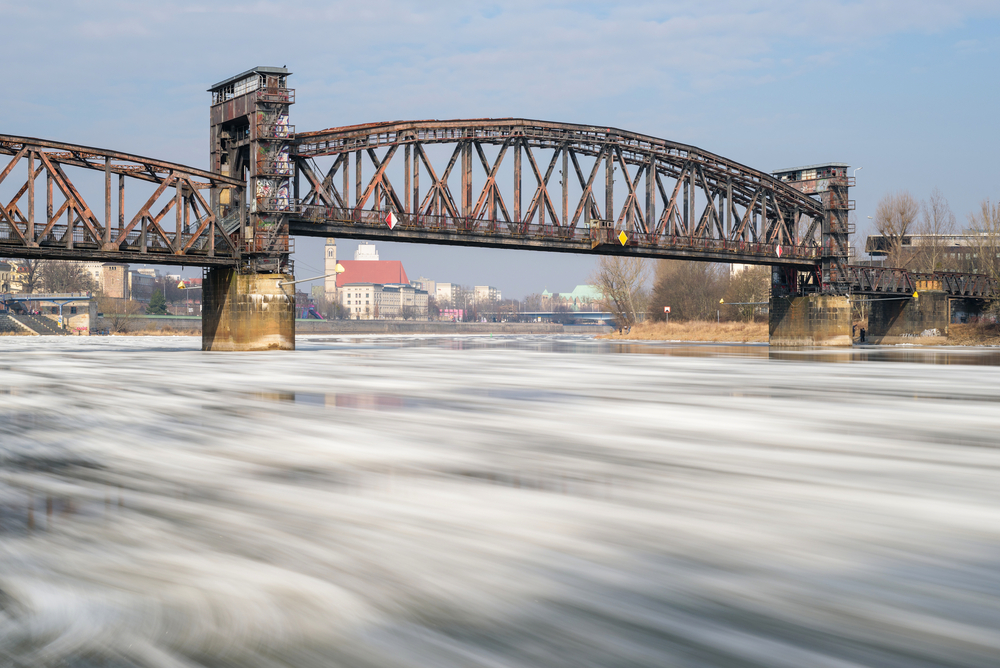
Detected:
[
  {"left": 202, "top": 268, "right": 295, "bottom": 351},
  {"left": 769, "top": 293, "right": 853, "bottom": 346},
  {"left": 867, "top": 288, "right": 949, "bottom": 345}
]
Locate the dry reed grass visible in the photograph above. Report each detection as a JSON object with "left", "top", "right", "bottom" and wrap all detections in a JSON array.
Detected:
[
  {"left": 945, "top": 323, "right": 1000, "bottom": 346},
  {"left": 600, "top": 320, "right": 768, "bottom": 343}
]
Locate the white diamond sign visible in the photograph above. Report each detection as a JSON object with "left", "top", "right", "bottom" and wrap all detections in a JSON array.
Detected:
[{"left": 385, "top": 212, "right": 398, "bottom": 230}]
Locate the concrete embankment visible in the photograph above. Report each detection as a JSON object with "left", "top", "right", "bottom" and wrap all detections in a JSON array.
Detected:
[{"left": 98, "top": 316, "right": 611, "bottom": 336}]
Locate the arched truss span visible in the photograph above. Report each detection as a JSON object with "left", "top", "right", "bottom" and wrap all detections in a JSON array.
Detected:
[
  {"left": 0, "top": 135, "right": 243, "bottom": 265},
  {"left": 291, "top": 119, "right": 827, "bottom": 265}
]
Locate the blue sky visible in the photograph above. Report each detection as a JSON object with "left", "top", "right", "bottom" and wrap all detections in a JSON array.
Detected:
[{"left": 2, "top": 1, "right": 998, "bottom": 297}]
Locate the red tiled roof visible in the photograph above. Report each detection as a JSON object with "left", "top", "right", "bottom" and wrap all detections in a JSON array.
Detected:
[{"left": 336, "top": 261, "right": 409, "bottom": 288}]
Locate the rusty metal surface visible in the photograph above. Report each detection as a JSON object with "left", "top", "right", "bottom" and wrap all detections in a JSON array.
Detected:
[
  {"left": 0, "top": 136, "right": 242, "bottom": 265},
  {"left": 290, "top": 206, "right": 820, "bottom": 266},
  {"left": 847, "top": 267, "right": 999, "bottom": 298},
  {"left": 291, "top": 118, "right": 828, "bottom": 268}
]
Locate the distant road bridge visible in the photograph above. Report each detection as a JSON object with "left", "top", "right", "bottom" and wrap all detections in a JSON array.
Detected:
[{"left": 0, "top": 66, "right": 993, "bottom": 348}]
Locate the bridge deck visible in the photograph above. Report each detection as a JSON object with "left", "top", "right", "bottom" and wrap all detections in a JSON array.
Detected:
[{"left": 289, "top": 209, "right": 819, "bottom": 267}]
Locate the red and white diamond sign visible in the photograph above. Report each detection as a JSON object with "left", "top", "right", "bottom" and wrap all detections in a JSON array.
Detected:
[
  {"left": 776, "top": 244, "right": 782, "bottom": 258},
  {"left": 385, "top": 212, "right": 398, "bottom": 230}
]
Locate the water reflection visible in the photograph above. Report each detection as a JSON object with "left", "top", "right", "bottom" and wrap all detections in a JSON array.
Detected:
[
  {"left": 248, "top": 391, "right": 416, "bottom": 410},
  {"left": 306, "top": 334, "right": 1000, "bottom": 366}
]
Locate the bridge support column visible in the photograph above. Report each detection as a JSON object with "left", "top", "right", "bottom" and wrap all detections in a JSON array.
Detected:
[
  {"left": 769, "top": 294, "right": 852, "bottom": 346},
  {"left": 202, "top": 268, "right": 294, "bottom": 351},
  {"left": 868, "top": 290, "right": 949, "bottom": 344}
]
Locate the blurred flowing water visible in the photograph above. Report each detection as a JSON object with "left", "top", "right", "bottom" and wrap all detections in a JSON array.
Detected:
[{"left": 0, "top": 334, "right": 998, "bottom": 667}]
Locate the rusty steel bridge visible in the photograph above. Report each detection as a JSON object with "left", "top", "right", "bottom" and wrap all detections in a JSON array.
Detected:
[{"left": 0, "top": 66, "right": 995, "bottom": 301}]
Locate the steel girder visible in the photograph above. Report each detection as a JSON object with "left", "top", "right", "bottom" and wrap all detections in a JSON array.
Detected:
[
  {"left": 847, "top": 266, "right": 999, "bottom": 298},
  {"left": 0, "top": 135, "right": 243, "bottom": 266},
  {"left": 921, "top": 271, "right": 998, "bottom": 298},
  {"left": 847, "top": 266, "right": 915, "bottom": 295},
  {"left": 291, "top": 119, "right": 827, "bottom": 267}
]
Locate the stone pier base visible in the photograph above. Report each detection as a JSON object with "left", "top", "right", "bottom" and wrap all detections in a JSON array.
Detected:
[
  {"left": 202, "top": 268, "right": 294, "bottom": 351},
  {"left": 868, "top": 290, "right": 949, "bottom": 345},
  {"left": 769, "top": 294, "right": 852, "bottom": 346}
]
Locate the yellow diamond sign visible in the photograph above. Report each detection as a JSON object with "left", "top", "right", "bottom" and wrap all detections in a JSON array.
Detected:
[{"left": 618, "top": 230, "right": 628, "bottom": 246}]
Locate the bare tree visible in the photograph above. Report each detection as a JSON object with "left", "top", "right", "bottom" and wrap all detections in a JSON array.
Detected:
[
  {"left": 39, "top": 261, "right": 96, "bottom": 293},
  {"left": 873, "top": 190, "right": 920, "bottom": 268},
  {"left": 20, "top": 259, "right": 42, "bottom": 294},
  {"left": 723, "top": 265, "right": 770, "bottom": 322},
  {"left": 96, "top": 293, "right": 143, "bottom": 333},
  {"left": 915, "top": 188, "right": 956, "bottom": 273},
  {"left": 649, "top": 260, "right": 728, "bottom": 321},
  {"left": 591, "top": 255, "right": 649, "bottom": 328},
  {"left": 967, "top": 199, "right": 1000, "bottom": 283}
]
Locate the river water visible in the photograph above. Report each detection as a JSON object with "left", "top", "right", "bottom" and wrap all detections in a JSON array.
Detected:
[{"left": 0, "top": 335, "right": 998, "bottom": 667}]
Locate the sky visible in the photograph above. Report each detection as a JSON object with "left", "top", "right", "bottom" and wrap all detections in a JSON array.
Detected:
[{"left": 2, "top": 1, "right": 999, "bottom": 298}]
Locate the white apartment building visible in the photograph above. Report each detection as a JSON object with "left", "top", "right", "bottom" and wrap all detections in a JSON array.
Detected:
[
  {"left": 436, "top": 282, "right": 463, "bottom": 306},
  {"left": 381, "top": 286, "right": 402, "bottom": 317},
  {"left": 413, "top": 276, "right": 435, "bottom": 296},
  {"left": 473, "top": 285, "right": 501, "bottom": 304},
  {"left": 340, "top": 283, "right": 381, "bottom": 319},
  {"left": 413, "top": 288, "right": 429, "bottom": 315},
  {"left": 340, "top": 282, "right": 429, "bottom": 319}
]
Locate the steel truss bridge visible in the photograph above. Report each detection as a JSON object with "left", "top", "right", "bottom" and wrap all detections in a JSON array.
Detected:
[
  {"left": 0, "top": 83, "right": 996, "bottom": 300},
  {"left": 291, "top": 119, "right": 829, "bottom": 267}
]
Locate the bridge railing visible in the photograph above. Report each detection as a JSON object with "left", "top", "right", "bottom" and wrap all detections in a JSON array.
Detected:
[{"left": 298, "top": 204, "right": 822, "bottom": 260}]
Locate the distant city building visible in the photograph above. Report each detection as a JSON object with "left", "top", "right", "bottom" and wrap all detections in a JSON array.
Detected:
[
  {"left": 354, "top": 242, "right": 379, "bottom": 261},
  {"left": 536, "top": 285, "right": 602, "bottom": 311},
  {"left": 413, "top": 276, "right": 436, "bottom": 296},
  {"left": 324, "top": 238, "right": 338, "bottom": 302},
  {"left": 413, "top": 287, "right": 429, "bottom": 315},
  {"left": 0, "top": 262, "right": 24, "bottom": 292},
  {"left": 334, "top": 243, "right": 409, "bottom": 293},
  {"left": 557, "top": 285, "right": 602, "bottom": 310},
  {"left": 339, "top": 282, "right": 428, "bottom": 319},
  {"left": 864, "top": 233, "right": 998, "bottom": 270},
  {"left": 82, "top": 262, "right": 127, "bottom": 299},
  {"left": 436, "top": 282, "right": 463, "bottom": 306},
  {"left": 340, "top": 283, "right": 380, "bottom": 319},
  {"left": 128, "top": 269, "right": 156, "bottom": 302},
  {"left": 473, "top": 285, "right": 502, "bottom": 305}
]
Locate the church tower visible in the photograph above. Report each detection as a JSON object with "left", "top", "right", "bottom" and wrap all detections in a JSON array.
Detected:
[{"left": 324, "top": 238, "right": 337, "bottom": 302}]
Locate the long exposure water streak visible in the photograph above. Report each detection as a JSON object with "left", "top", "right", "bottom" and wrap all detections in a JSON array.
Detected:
[{"left": 0, "top": 335, "right": 998, "bottom": 667}]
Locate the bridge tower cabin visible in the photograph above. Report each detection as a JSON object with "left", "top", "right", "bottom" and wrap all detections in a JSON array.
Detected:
[
  {"left": 768, "top": 164, "right": 855, "bottom": 346},
  {"left": 204, "top": 67, "right": 296, "bottom": 350}
]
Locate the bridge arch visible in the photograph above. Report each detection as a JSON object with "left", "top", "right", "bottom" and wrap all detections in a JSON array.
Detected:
[
  {"left": 0, "top": 134, "right": 242, "bottom": 266},
  {"left": 291, "top": 119, "right": 827, "bottom": 267}
]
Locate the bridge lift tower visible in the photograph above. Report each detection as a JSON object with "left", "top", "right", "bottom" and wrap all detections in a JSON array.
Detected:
[
  {"left": 204, "top": 67, "right": 296, "bottom": 350},
  {"left": 770, "top": 163, "right": 855, "bottom": 345}
]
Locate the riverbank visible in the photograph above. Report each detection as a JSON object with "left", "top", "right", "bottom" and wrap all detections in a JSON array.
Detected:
[
  {"left": 600, "top": 320, "right": 768, "bottom": 343},
  {"left": 96, "top": 316, "right": 611, "bottom": 337},
  {"left": 946, "top": 323, "right": 1000, "bottom": 346}
]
